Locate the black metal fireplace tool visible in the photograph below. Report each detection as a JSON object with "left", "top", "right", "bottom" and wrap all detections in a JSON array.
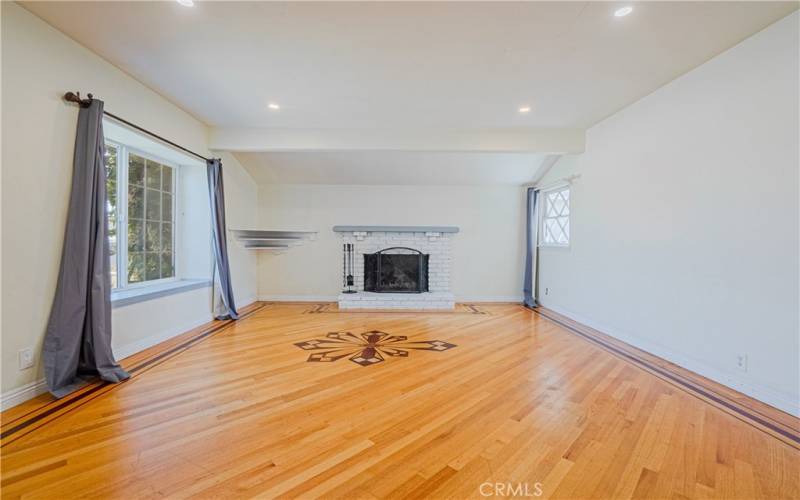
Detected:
[{"left": 342, "top": 243, "right": 357, "bottom": 294}]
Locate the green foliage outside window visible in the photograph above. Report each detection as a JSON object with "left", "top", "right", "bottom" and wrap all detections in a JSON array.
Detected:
[{"left": 105, "top": 145, "right": 176, "bottom": 288}]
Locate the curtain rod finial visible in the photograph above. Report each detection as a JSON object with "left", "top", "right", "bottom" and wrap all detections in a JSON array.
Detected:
[{"left": 63, "top": 91, "right": 93, "bottom": 107}]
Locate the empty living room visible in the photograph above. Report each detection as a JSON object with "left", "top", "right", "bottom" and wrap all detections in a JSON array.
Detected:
[{"left": 1, "top": 1, "right": 798, "bottom": 499}]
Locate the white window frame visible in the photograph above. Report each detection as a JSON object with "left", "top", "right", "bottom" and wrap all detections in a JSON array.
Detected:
[
  {"left": 539, "top": 185, "right": 570, "bottom": 248},
  {"left": 106, "top": 141, "right": 179, "bottom": 290}
]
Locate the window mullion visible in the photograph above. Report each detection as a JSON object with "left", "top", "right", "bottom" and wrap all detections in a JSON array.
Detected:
[
  {"left": 173, "top": 166, "right": 179, "bottom": 279},
  {"left": 119, "top": 146, "right": 129, "bottom": 289}
]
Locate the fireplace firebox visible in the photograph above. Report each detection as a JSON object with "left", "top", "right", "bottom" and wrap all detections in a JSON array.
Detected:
[{"left": 364, "top": 247, "right": 429, "bottom": 293}]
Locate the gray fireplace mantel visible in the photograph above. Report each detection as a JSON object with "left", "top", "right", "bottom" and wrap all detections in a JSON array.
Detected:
[{"left": 332, "top": 225, "right": 459, "bottom": 233}]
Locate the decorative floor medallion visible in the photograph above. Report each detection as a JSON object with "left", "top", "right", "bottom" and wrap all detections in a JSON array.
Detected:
[{"left": 294, "top": 331, "right": 457, "bottom": 366}]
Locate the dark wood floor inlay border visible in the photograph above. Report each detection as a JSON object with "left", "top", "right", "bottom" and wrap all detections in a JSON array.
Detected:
[
  {"left": 0, "top": 303, "right": 268, "bottom": 444},
  {"left": 295, "top": 330, "right": 457, "bottom": 366},
  {"left": 532, "top": 306, "right": 800, "bottom": 449}
]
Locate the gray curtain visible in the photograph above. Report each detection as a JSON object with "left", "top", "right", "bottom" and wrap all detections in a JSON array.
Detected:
[
  {"left": 43, "top": 99, "right": 130, "bottom": 398},
  {"left": 207, "top": 159, "right": 239, "bottom": 320},
  {"left": 523, "top": 187, "right": 540, "bottom": 308}
]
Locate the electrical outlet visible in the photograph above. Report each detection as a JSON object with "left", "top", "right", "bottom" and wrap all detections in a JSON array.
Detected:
[
  {"left": 736, "top": 354, "right": 748, "bottom": 372},
  {"left": 545, "top": 287, "right": 550, "bottom": 296},
  {"left": 18, "top": 348, "right": 34, "bottom": 370}
]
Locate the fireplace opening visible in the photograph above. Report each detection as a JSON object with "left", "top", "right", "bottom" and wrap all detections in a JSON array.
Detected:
[{"left": 364, "top": 247, "right": 429, "bottom": 293}]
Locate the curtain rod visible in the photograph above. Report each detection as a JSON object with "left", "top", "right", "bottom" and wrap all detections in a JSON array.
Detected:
[
  {"left": 522, "top": 174, "right": 581, "bottom": 191},
  {"left": 63, "top": 91, "right": 215, "bottom": 163},
  {"left": 523, "top": 173, "right": 581, "bottom": 191}
]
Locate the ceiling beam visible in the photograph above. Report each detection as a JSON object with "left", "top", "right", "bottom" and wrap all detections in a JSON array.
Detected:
[{"left": 209, "top": 127, "right": 585, "bottom": 154}]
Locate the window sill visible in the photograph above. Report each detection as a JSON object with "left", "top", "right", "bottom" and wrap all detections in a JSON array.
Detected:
[{"left": 111, "top": 279, "right": 211, "bottom": 308}]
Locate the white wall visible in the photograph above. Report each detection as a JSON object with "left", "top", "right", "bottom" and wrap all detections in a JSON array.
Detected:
[
  {"left": 219, "top": 151, "right": 258, "bottom": 307},
  {"left": 538, "top": 12, "right": 799, "bottom": 415},
  {"left": 256, "top": 184, "right": 525, "bottom": 302},
  {"left": 0, "top": 3, "right": 257, "bottom": 401}
]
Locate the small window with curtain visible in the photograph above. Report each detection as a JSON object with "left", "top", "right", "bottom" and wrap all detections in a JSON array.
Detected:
[
  {"left": 105, "top": 143, "right": 177, "bottom": 289},
  {"left": 540, "top": 186, "right": 570, "bottom": 247}
]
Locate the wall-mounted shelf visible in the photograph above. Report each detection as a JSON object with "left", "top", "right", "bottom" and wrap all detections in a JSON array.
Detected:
[
  {"left": 230, "top": 229, "right": 317, "bottom": 251},
  {"left": 333, "top": 225, "right": 459, "bottom": 233}
]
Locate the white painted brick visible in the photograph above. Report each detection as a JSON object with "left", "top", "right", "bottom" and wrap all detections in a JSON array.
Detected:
[{"left": 338, "top": 231, "right": 453, "bottom": 309}]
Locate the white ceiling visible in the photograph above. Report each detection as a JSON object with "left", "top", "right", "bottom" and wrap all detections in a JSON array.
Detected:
[
  {"left": 23, "top": 1, "right": 797, "bottom": 185},
  {"left": 23, "top": 1, "right": 798, "bottom": 130},
  {"left": 233, "top": 151, "right": 546, "bottom": 185}
]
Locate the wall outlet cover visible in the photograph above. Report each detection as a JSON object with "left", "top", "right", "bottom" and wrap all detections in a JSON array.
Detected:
[
  {"left": 736, "top": 354, "right": 748, "bottom": 372},
  {"left": 18, "top": 348, "right": 34, "bottom": 370}
]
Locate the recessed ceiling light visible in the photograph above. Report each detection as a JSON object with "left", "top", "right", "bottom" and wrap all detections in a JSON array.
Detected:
[
  {"left": 614, "top": 6, "right": 633, "bottom": 17},
  {"left": 518, "top": 106, "right": 531, "bottom": 114},
  {"left": 176, "top": 0, "right": 194, "bottom": 6},
  {"left": 268, "top": 103, "right": 281, "bottom": 110}
]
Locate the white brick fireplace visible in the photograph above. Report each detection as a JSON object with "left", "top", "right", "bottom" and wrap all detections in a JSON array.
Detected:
[{"left": 334, "top": 226, "right": 457, "bottom": 310}]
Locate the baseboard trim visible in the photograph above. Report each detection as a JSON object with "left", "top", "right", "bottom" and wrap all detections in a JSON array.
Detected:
[
  {"left": 1, "top": 296, "right": 261, "bottom": 413},
  {"left": 0, "top": 302, "right": 267, "bottom": 443},
  {"left": 458, "top": 295, "right": 523, "bottom": 303},
  {"left": 259, "top": 294, "right": 523, "bottom": 303},
  {"left": 0, "top": 319, "right": 221, "bottom": 413},
  {"left": 238, "top": 295, "right": 258, "bottom": 309},
  {"left": 540, "top": 303, "right": 800, "bottom": 418},
  {"left": 259, "top": 294, "right": 339, "bottom": 302},
  {"left": 114, "top": 295, "right": 256, "bottom": 359},
  {"left": 113, "top": 315, "right": 214, "bottom": 361},
  {"left": 0, "top": 380, "right": 49, "bottom": 412},
  {"left": 533, "top": 305, "right": 800, "bottom": 449}
]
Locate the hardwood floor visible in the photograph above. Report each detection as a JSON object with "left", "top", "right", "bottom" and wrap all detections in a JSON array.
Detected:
[{"left": 1, "top": 303, "right": 798, "bottom": 499}]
